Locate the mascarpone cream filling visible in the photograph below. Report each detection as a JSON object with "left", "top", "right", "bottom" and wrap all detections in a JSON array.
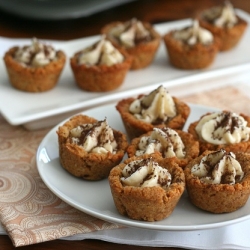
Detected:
[
  {"left": 108, "top": 18, "right": 151, "bottom": 48},
  {"left": 70, "top": 119, "right": 118, "bottom": 154},
  {"left": 78, "top": 36, "right": 124, "bottom": 66},
  {"left": 14, "top": 38, "right": 57, "bottom": 67},
  {"left": 195, "top": 111, "right": 250, "bottom": 145},
  {"left": 136, "top": 127, "right": 186, "bottom": 158},
  {"left": 191, "top": 149, "right": 244, "bottom": 184},
  {"left": 129, "top": 85, "right": 177, "bottom": 124},
  {"left": 173, "top": 19, "right": 213, "bottom": 45},
  {"left": 121, "top": 157, "right": 171, "bottom": 189},
  {"left": 203, "top": 1, "right": 238, "bottom": 28}
]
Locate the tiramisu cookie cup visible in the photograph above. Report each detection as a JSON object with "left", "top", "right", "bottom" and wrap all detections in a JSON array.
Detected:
[
  {"left": 184, "top": 149, "right": 250, "bottom": 213},
  {"left": 3, "top": 38, "right": 66, "bottom": 92},
  {"left": 198, "top": 1, "right": 248, "bottom": 51},
  {"left": 163, "top": 19, "right": 219, "bottom": 69},
  {"left": 57, "top": 114, "right": 128, "bottom": 181},
  {"left": 109, "top": 155, "right": 185, "bottom": 221},
  {"left": 116, "top": 85, "right": 190, "bottom": 140},
  {"left": 70, "top": 36, "right": 132, "bottom": 92},
  {"left": 188, "top": 110, "right": 250, "bottom": 154},
  {"left": 101, "top": 18, "right": 161, "bottom": 70},
  {"left": 127, "top": 127, "right": 199, "bottom": 169}
]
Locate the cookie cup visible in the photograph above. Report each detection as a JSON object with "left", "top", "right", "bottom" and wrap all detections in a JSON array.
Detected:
[
  {"left": 57, "top": 114, "right": 128, "bottom": 181},
  {"left": 188, "top": 112, "right": 250, "bottom": 154},
  {"left": 109, "top": 155, "right": 185, "bottom": 221},
  {"left": 4, "top": 46, "right": 66, "bottom": 92},
  {"left": 101, "top": 21, "right": 161, "bottom": 70},
  {"left": 163, "top": 31, "right": 219, "bottom": 69},
  {"left": 116, "top": 96, "right": 190, "bottom": 140},
  {"left": 184, "top": 151, "right": 250, "bottom": 213},
  {"left": 70, "top": 49, "right": 132, "bottom": 92},
  {"left": 127, "top": 129, "right": 199, "bottom": 168},
  {"left": 199, "top": 15, "right": 247, "bottom": 51}
]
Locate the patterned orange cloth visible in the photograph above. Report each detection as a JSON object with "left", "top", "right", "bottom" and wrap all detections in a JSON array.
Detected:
[
  {"left": 0, "top": 85, "right": 249, "bottom": 247},
  {"left": 0, "top": 117, "right": 121, "bottom": 247}
]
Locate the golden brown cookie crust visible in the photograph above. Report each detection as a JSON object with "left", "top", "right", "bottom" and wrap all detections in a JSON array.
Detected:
[
  {"left": 4, "top": 46, "right": 66, "bottom": 92},
  {"left": 57, "top": 114, "right": 128, "bottom": 181},
  {"left": 199, "top": 15, "right": 247, "bottom": 51},
  {"left": 116, "top": 95, "right": 190, "bottom": 140},
  {"left": 101, "top": 21, "right": 161, "bottom": 70},
  {"left": 109, "top": 155, "right": 185, "bottom": 221},
  {"left": 127, "top": 129, "right": 199, "bottom": 169},
  {"left": 70, "top": 49, "right": 132, "bottom": 92},
  {"left": 184, "top": 151, "right": 250, "bottom": 213},
  {"left": 163, "top": 31, "right": 219, "bottom": 69},
  {"left": 188, "top": 112, "right": 250, "bottom": 154}
]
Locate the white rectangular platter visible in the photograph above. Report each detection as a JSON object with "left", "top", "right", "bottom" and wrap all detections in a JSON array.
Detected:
[{"left": 0, "top": 9, "right": 250, "bottom": 130}]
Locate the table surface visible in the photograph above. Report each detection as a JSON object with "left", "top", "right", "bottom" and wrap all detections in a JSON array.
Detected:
[{"left": 1, "top": 0, "right": 250, "bottom": 249}]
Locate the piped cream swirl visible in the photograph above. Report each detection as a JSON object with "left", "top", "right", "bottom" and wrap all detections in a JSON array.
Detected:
[
  {"left": 129, "top": 85, "right": 176, "bottom": 124},
  {"left": 195, "top": 111, "right": 250, "bottom": 145},
  {"left": 191, "top": 149, "right": 244, "bottom": 184},
  {"left": 202, "top": 1, "right": 238, "bottom": 28},
  {"left": 108, "top": 18, "right": 151, "bottom": 48},
  {"left": 173, "top": 19, "right": 213, "bottom": 45},
  {"left": 78, "top": 36, "right": 124, "bottom": 66},
  {"left": 70, "top": 119, "right": 117, "bottom": 154},
  {"left": 14, "top": 38, "right": 57, "bottom": 67},
  {"left": 121, "top": 157, "right": 171, "bottom": 189},
  {"left": 136, "top": 127, "right": 186, "bottom": 158}
]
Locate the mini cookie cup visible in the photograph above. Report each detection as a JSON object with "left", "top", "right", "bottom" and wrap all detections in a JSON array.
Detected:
[
  {"left": 4, "top": 46, "right": 66, "bottom": 92},
  {"left": 57, "top": 114, "right": 128, "bottom": 181},
  {"left": 109, "top": 155, "right": 185, "bottom": 221},
  {"left": 101, "top": 21, "right": 161, "bottom": 70},
  {"left": 70, "top": 49, "right": 132, "bottom": 92},
  {"left": 184, "top": 151, "right": 250, "bottom": 213},
  {"left": 116, "top": 95, "right": 190, "bottom": 140},
  {"left": 198, "top": 14, "right": 247, "bottom": 51},
  {"left": 163, "top": 31, "right": 219, "bottom": 69}
]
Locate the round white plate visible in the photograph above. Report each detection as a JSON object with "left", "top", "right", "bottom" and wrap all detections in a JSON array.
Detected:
[{"left": 36, "top": 103, "right": 250, "bottom": 231}]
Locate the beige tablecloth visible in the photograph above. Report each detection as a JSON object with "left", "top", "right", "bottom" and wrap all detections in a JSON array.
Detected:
[{"left": 0, "top": 85, "right": 250, "bottom": 247}]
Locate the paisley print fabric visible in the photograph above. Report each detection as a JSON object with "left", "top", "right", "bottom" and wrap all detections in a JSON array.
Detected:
[{"left": 0, "top": 118, "right": 121, "bottom": 247}]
